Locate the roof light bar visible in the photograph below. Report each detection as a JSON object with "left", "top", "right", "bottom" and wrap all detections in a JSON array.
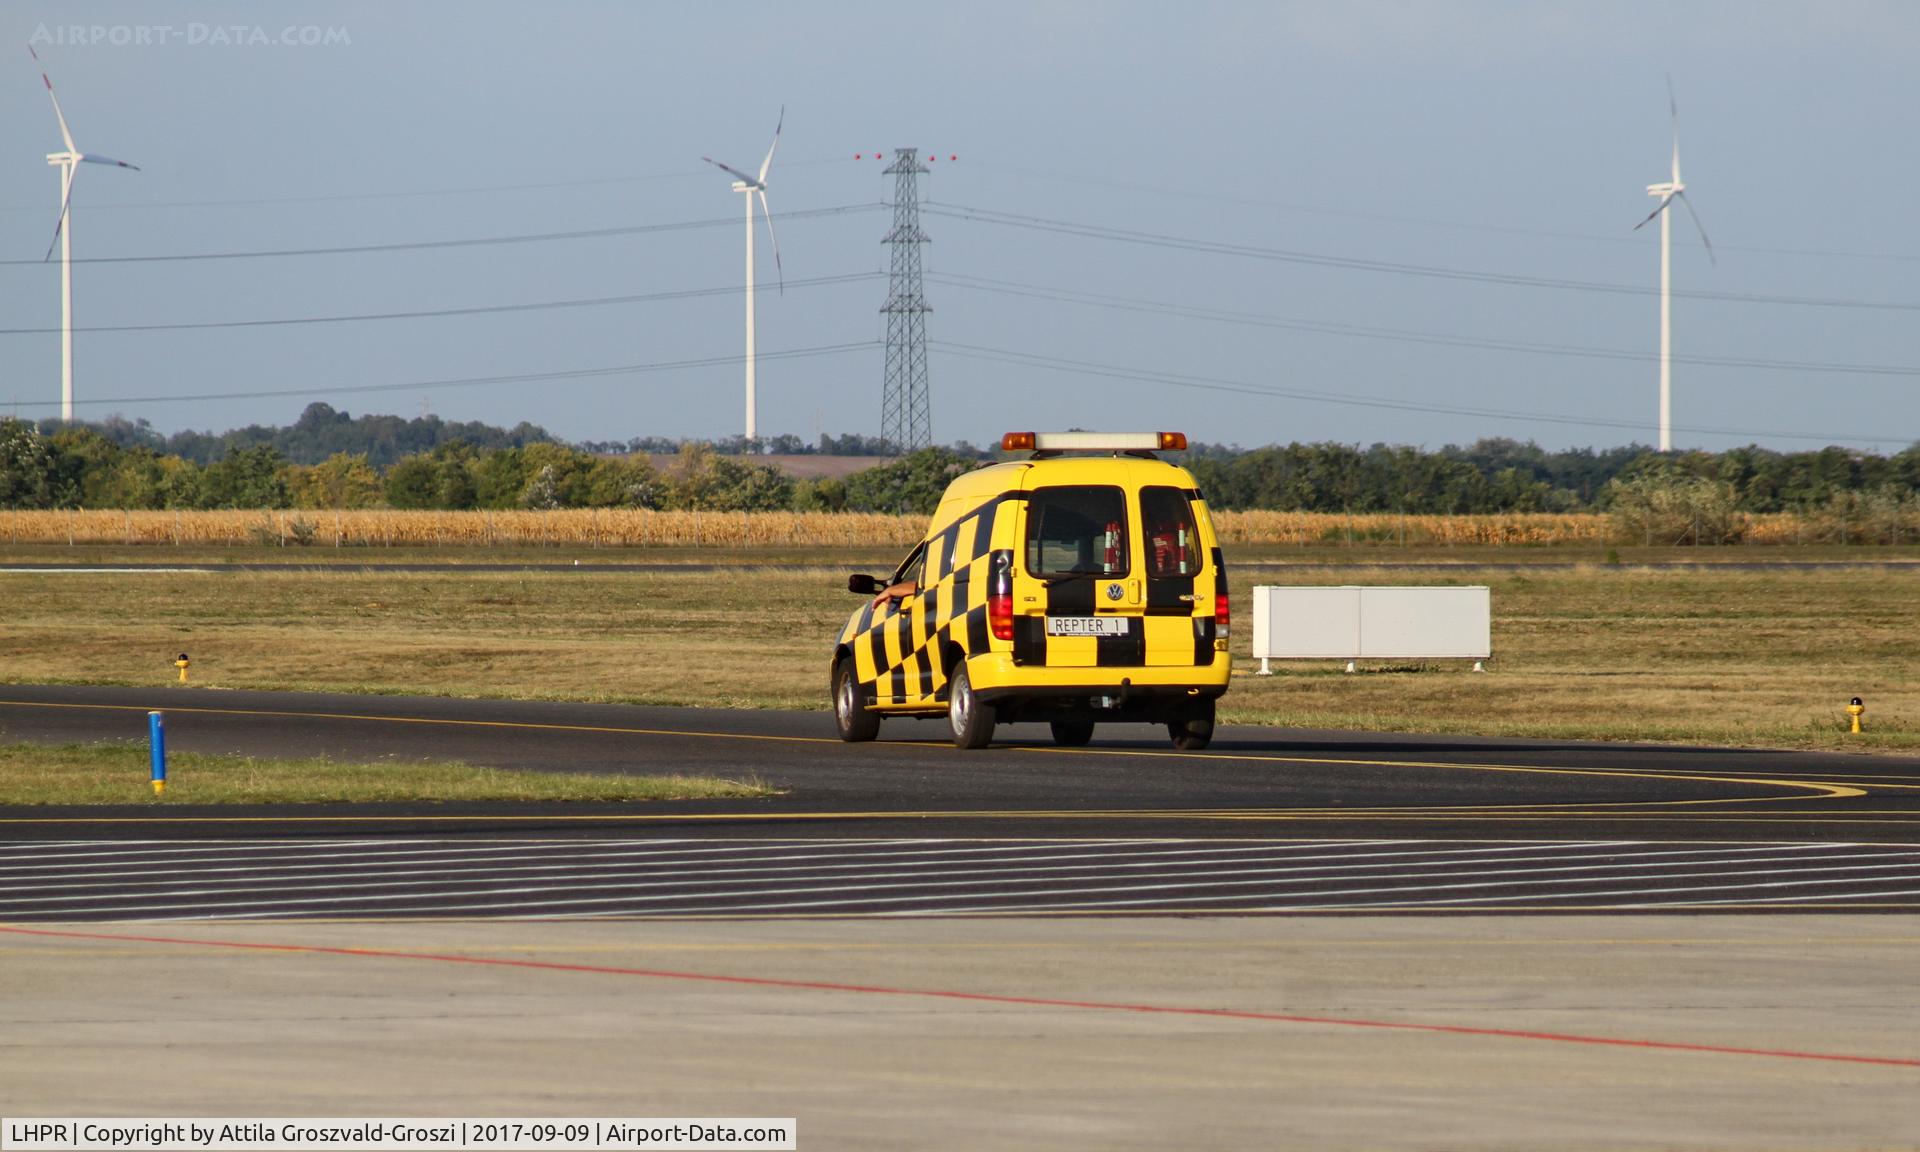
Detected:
[{"left": 1001, "top": 432, "right": 1187, "bottom": 453}]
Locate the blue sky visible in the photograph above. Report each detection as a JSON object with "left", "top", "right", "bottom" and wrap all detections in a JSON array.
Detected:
[{"left": 2, "top": 1, "right": 1916, "bottom": 453}]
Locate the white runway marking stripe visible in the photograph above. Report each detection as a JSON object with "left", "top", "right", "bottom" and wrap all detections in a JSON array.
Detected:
[
  {"left": 0, "top": 840, "right": 1414, "bottom": 895},
  {"left": 0, "top": 838, "right": 1915, "bottom": 920},
  {"left": 524, "top": 856, "right": 1920, "bottom": 920},
  {"left": 0, "top": 842, "right": 1524, "bottom": 915},
  {"left": 0, "top": 841, "right": 1861, "bottom": 904},
  {"left": 0, "top": 836, "right": 977, "bottom": 875},
  {"left": 963, "top": 859, "right": 1920, "bottom": 915},
  {"left": 0, "top": 839, "right": 1433, "bottom": 881}
]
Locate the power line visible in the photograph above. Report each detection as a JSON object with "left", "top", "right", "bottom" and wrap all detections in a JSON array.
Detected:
[
  {"left": 4, "top": 342, "right": 878, "bottom": 410},
  {"left": 930, "top": 340, "right": 1915, "bottom": 447},
  {"left": 9, "top": 231, "right": 1902, "bottom": 390},
  {"left": 13, "top": 327, "right": 1901, "bottom": 445},
  {"left": 0, "top": 155, "right": 865, "bottom": 214},
  {"left": 0, "top": 203, "right": 886, "bottom": 266},
  {"left": 6, "top": 148, "right": 1899, "bottom": 268},
  {"left": 964, "top": 160, "right": 1920, "bottom": 267},
  {"left": 0, "top": 272, "right": 881, "bottom": 336},
  {"left": 925, "top": 201, "right": 1920, "bottom": 313},
  {"left": 927, "top": 271, "right": 1920, "bottom": 379}
]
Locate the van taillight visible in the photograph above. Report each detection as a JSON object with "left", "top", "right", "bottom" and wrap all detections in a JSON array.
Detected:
[
  {"left": 988, "top": 550, "right": 1015, "bottom": 641},
  {"left": 1215, "top": 591, "right": 1230, "bottom": 637},
  {"left": 989, "top": 592, "right": 1014, "bottom": 640}
]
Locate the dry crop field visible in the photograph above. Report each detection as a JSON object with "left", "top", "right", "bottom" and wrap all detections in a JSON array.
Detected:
[
  {"left": 0, "top": 509, "right": 928, "bottom": 549},
  {"left": 0, "top": 559, "right": 1912, "bottom": 751},
  {"left": 0, "top": 508, "right": 1904, "bottom": 550}
]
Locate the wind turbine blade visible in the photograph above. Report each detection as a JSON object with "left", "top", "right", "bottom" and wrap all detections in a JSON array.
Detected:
[
  {"left": 757, "top": 105, "right": 784, "bottom": 184},
  {"left": 29, "top": 46, "right": 78, "bottom": 154},
  {"left": 79, "top": 153, "right": 139, "bottom": 171},
  {"left": 1665, "top": 73, "right": 1684, "bottom": 183},
  {"left": 44, "top": 164, "right": 76, "bottom": 262},
  {"left": 701, "top": 156, "right": 760, "bottom": 186},
  {"left": 1676, "top": 190, "right": 1716, "bottom": 266},
  {"left": 1633, "top": 196, "right": 1671, "bottom": 231},
  {"left": 757, "top": 188, "right": 783, "bottom": 294}
]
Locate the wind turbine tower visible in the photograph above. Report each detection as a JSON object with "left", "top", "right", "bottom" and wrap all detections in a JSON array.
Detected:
[
  {"left": 702, "top": 108, "right": 784, "bottom": 444},
  {"left": 1634, "top": 78, "right": 1713, "bottom": 452},
  {"left": 31, "top": 47, "right": 140, "bottom": 423}
]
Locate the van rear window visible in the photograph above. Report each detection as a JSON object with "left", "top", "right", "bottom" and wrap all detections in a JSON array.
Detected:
[
  {"left": 1025, "top": 486, "right": 1129, "bottom": 578},
  {"left": 1140, "top": 486, "right": 1202, "bottom": 577}
]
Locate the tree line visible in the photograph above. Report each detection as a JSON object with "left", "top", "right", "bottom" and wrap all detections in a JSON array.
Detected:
[
  {"left": 74, "top": 404, "right": 553, "bottom": 469},
  {"left": 3, "top": 414, "right": 1916, "bottom": 517},
  {"left": 576, "top": 431, "right": 911, "bottom": 457},
  {"left": 1184, "top": 438, "right": 1920, "bottom": 515},
  {"left": 64, "top": 404, "right": 919, "bottom": 469},
  {"left": 0, "top": 417, "right": 987, "bottom": 514}
]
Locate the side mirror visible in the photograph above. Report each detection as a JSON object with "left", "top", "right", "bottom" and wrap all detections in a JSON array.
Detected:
[{"left": 847, "top": 574, "right": 881, "bottom": 595}]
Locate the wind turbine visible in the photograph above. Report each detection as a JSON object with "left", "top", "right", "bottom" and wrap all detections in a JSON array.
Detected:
[
  {"left": 1633, "top": 77, "right": 1713, "bottom": 452},
  {"left": 31, "top": 46, "right": 140, "bottom": 424},
  {"left": 702, "top": 107, "right": 784, "bottom": 444}
]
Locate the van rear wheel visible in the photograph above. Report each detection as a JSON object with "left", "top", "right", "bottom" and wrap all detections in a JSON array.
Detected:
[
  {"left": 1167, "top": 700, "right": 1215, "bottom": 751},
  {"left": 1049, "top": 720, "right": 1095, "bottom": 747},
  {"left": 833, "top": 658, "right": 881, "bottom": 743},
  {"left": 948, "top": 662, "right": 996, "bottom": 750}
]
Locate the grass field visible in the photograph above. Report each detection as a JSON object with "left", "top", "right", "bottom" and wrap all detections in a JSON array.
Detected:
[
  {"left": 0, "top": 547, "right": 1913, "bottom": 752},
  {"left": 0, "top": 743, "right": 772, "bottom": 805}
]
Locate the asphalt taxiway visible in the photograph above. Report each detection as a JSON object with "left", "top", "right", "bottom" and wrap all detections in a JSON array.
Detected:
[
  {"left": 2, "top": 685, "right": 1918, "bottom": 916},
  {"left": 2, "top": 683, "right": 1917, "bottom": 843}
]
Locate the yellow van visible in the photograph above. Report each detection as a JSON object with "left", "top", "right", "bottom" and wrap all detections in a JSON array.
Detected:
[{"left": 833, "top": 432, "right": 1231, "bottom": 750}]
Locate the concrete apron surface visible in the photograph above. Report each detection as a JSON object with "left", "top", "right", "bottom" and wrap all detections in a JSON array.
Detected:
[{"left": 2, "top": 915, "right": 1916, "bottom": 1151}]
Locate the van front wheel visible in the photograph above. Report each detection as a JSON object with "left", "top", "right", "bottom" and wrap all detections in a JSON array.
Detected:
[
  {"left": 833, "top": 659, "right": 882, "bottom": 743},
  {"left": 948, "top": 662, "right": 996, "bottom": 750}
]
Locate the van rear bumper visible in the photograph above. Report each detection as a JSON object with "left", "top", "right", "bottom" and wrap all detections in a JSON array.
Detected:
[
  {"left": 965, "top": 652, "right": 1230, "bottom": 704},
  {"left": 973, "top": 683, "right": 1227, "bottom": 707}
]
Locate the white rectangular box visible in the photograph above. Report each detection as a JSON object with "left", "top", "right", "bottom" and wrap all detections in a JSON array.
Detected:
[
  {"left": 1252, "top": 585, "right": 1490, "bottom": 662},
  {"left": 1251, "top": 586, "right": 1360, "bottom": 658}
]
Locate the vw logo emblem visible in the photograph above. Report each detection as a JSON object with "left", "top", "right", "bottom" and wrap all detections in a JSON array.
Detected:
[{"left": 1105, "top": 582, "right": 1124, "bottom": 602}]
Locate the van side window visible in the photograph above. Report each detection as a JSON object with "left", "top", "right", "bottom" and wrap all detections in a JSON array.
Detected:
[
  {"left": 1025, "top": 486, "right": 1129, "bottom": 578},
  {"left": 1140, "top": 486, "right": 1201, "bottom": 577},
  {"left": 892, "top": 541, "right": 928, "bottom": 589}
]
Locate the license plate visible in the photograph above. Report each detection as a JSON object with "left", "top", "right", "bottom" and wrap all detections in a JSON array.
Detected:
[{"left": 1046, "top": 616, "right": 1128, "bottom": 637}]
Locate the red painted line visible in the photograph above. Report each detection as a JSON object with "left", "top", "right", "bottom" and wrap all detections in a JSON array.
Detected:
[{"left": 4, "top": 922, "right": 1916, "bottom": 1070}]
